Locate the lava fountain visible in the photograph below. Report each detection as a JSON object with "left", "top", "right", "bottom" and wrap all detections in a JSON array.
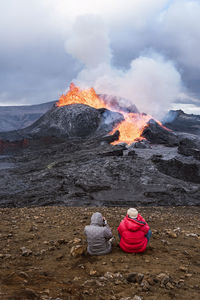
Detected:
[
  {"left": 56, "top": 83, "right": 164, "bottom": 144},
  {"left": 57, "top": 82, "right": 106, "bottom": 109}
]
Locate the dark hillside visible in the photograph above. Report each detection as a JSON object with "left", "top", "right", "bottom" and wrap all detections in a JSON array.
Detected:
[{"left": 0, "top": 101, "right": 56, "bottom": 132}]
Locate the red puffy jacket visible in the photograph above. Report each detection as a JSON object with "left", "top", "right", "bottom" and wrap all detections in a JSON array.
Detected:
[{"left": 117, "top": 214, "right": 150, "bottom": 253}]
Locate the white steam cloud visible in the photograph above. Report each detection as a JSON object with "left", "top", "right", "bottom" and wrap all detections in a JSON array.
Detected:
[
  {"left": 65, "top": 15, "right": 112, "bottom": 68},
  {"left": 65, "top": 14, "right": 182, "bottom": 119}
]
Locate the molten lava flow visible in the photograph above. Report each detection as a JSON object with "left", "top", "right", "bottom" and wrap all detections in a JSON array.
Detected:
[
  {"left": 56, "top": 83, "right": 167, "bottom": 145},
  {"left": 56, "top": 82, "right": 107, "bottom": 109},
  {"left": 110, "top": 113, "right": 153, "bottom": 145}
]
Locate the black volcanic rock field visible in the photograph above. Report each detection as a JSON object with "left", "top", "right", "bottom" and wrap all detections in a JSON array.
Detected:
[{"left": 0, "top": 103, "right": 199, "bottom": 208}]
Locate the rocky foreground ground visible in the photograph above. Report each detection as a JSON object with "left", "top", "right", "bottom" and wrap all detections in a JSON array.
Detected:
[{"left": 0, "top": 206, "right": 199, "bottom": 300}]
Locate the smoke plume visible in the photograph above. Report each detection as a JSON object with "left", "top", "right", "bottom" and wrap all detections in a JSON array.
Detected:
[
  {"left": 65, "top": 15, "right": 112, "bottom": 68},
  {"left": 65, "top": 14, "right": 182, "bottom": 119}
]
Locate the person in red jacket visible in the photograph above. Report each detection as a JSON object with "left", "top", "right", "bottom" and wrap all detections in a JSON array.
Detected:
[{"left": 117, "top": 208, "right": 151, "bottom": 253}]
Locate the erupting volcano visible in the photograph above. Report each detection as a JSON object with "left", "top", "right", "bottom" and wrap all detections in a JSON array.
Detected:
[
  {"left": 56, "top": 83, "right": 164, "bottom": 144},
  {"left": 57, "top": 83, "right": 106, "bottom": 109}
]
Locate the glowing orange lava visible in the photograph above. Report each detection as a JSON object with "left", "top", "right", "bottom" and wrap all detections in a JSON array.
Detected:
[
  {"left": 110, "top": 113, "right": 152, "bottom": 145},
  {"left": 56, "top": 82, "right": 107, "bottom": 109},
  {"left": 56, "top": 83, "right": 166, "bottom": 145}
]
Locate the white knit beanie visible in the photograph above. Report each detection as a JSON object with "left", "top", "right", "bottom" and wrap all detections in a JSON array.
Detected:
[{"left": 127, "top": 208, "right": 138, "bottom": 218}]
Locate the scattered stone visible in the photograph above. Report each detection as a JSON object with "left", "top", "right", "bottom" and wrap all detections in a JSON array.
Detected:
[
  {"left": 166, "top": 282, "right": 174, "bottom": 289},
  {"left": 115, "top": 279, "right": 122, "bottom": 285},
  {"left": 114, "top": 272, "right": 123, "bottom": 278},
  {"left": 127, "top": 273, "right": 144, "bottom": 284},
  {"left": 20, "top": 247, "right": 32, "bottom": 257},
  {"left": 176, "top": 279, "right": 185, "bottom": 288},
  {"left": 70, "top": 245, "right": 85, "bottom": 257},
  {"left": 147, "top": 276, "right": 156, "bottom": 286},
  {"left": 83, "top": 279, "right": 95, "bottom": 286},
  {"left": 56, "top": 254, "right": 64, "bottom": 260},
  {"left": 185, "top": 273, "right": 192, "bottom": 278},
  {"left": 73, "top": 237, "right": 82, "bottom": 244},
  {"left": 57, "top": 238, "right": 67, "bottom": 244},
  {"left": 48, "top": 246, "right": 56, "bottom": 251},
  {"left": 29, "top": 225, "right": 38, "bottom": 232},
  {"left": 166, "top": 230, "right": 177, "bottom": 238},
  {"left": 104, "top": 272, "right": 114, "bottom": 279},
  {"left": 78, "top": 264, "right": 85, "bottom": 269},
  {"left": 141, "top": 279, "right": 150, "bottom": 291},
  {"left": 133, "top": 296, "right": 143, "bottom": 300},
  {"left": 179, "top": 266, "right": 188, "bottom": 272},
  {"left": 95, "top": 280, "right": 105, "bottom": 287},
  {"left": 161, "top": 239, "right": 171, "bottom": 246},
  {"left": 83, "top": 288, "right": 93, "bottom": 295},
  {"left": 173, "top": 227, "right": 181, "bottom": 233},
  {"left": 19, "top": 271, "right": 30, "bottom": 279},
  {"left": 99, "top": 276, "right": 107, "bottom": 282},
  {"left": 43, "top": 289, "right": 50, "bottom": 294},
  {"left": 156, "top": 273, "right": 170, "bottom": 286},
  {"left": 73, "top": 276, "right": 80, "bottom": 281},
  {"left": 185, "top": 233, "right": 198, "bottom": 237},
  {"left": 132, "top": 139, "right": 151, "bottom": 149},
  {"left": 89, "top": 270, "right": 97, "bottom": 276}
]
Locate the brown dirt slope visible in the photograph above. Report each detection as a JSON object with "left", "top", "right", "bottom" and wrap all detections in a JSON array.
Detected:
[{"left": 0, "top": 207, "right": 199, "bottom": 300}]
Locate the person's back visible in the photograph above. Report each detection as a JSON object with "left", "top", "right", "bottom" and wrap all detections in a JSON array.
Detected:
[
  {"left": 84, "top": 212, "right": 113, "bottom": 255},
  {"left": 118, "top": 208, "right": 151, "bottom": 253}
]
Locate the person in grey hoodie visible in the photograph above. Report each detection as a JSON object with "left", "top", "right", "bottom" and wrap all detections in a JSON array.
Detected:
[{"left": 84, "top": 212, "right": 113, "bottom": 255}]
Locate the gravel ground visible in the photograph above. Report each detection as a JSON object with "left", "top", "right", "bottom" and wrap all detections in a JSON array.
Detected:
[{"left": 0, "top": 206, "right": 199, "bottom": 300}]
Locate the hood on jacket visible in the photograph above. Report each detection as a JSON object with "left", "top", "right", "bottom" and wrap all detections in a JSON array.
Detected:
[
  {"left": 91, "top": 212, "right": 104, "bottom": 226},
  {"left": 124, "top": 214, "right": 145, "bottom": 232}
]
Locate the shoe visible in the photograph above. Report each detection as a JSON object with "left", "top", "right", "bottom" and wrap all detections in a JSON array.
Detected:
[{"left": 109, "top": 237, "right": 115, "bottom": 243}]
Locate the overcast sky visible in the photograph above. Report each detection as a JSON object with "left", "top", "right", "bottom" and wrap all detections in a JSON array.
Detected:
[{"left": 0, "top": 0, "right": 200, "bottom": 114}]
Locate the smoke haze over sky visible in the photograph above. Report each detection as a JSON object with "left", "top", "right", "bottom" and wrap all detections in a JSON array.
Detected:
[{"left": 0, "top": 0, "right": 200, "bottom": 115}]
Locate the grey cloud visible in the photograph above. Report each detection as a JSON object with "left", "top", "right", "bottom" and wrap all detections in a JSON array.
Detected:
[
  {"left": 0, "top": 43, "right": 80, "bottom": 104},
  {"left": 108, "top": 0, "right": 200, "bottom": 101},
  {"left": 0, "top": 0, "right": 200, "bottom": 112}
]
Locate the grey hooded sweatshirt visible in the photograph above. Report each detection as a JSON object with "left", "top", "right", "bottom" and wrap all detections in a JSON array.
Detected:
[{"left": 84, "top": 212, "right": 112, "bottom": 255}]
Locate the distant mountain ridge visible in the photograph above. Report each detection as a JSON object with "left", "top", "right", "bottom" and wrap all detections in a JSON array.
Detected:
[
  {"left": 0, "top": 101, "right": 56, "bottom": 132},
  {"left": 163, "top": 109, "right": 200, "bottom": 135}
]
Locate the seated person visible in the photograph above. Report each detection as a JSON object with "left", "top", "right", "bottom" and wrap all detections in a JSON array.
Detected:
[
  {"left": 84, "top": 212, "right": 113, "bottom": 255},
  {"left": 118, "top": 208, "right": 151, "bottom": 253}
]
